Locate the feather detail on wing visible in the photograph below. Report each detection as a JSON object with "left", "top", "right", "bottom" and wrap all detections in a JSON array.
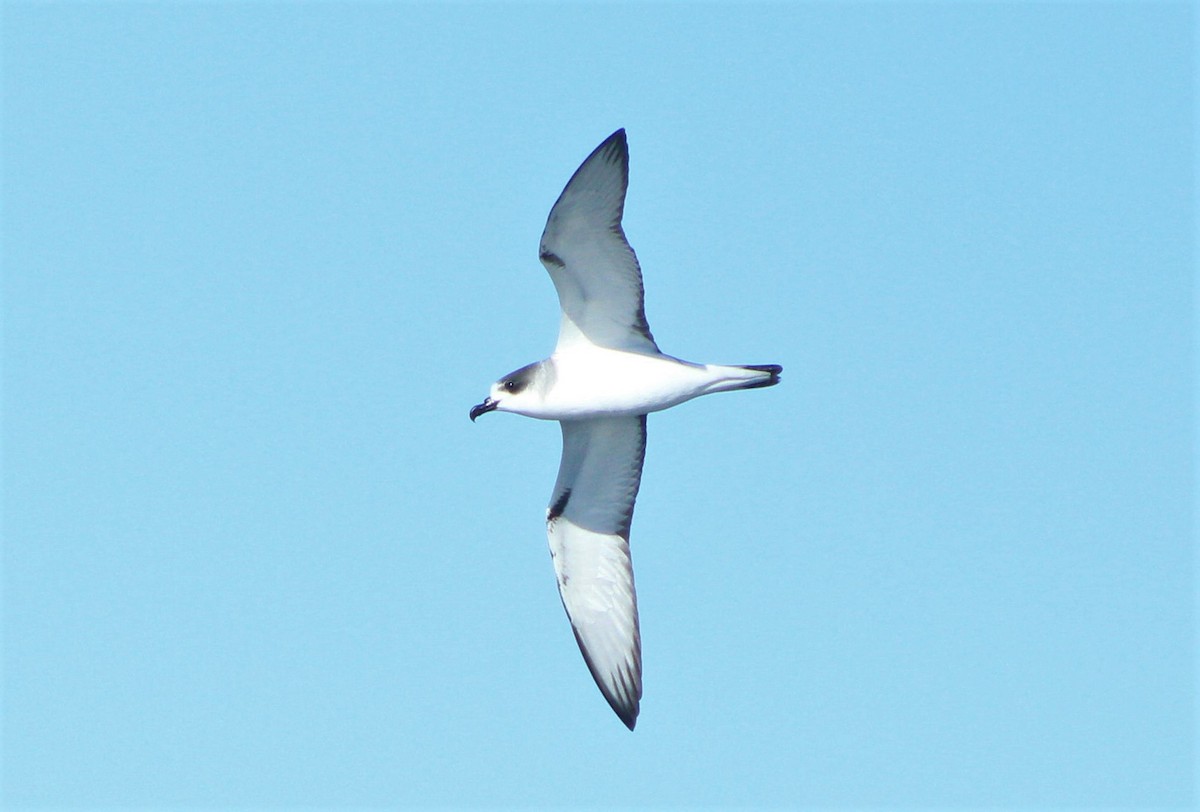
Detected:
[
  {"left": 547, "top": 416, "right": 647, "bottom": 729},
  {"left": 539, "top": 130, "right": 658, "bottom": 354}
]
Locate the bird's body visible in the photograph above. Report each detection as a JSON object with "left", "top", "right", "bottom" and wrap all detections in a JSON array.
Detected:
[
  {"left": 471, "top": 129, "right": 780, "bottom": 730},
  {"left": 491, "top": 348, "right": 776, "bottom": 421}
]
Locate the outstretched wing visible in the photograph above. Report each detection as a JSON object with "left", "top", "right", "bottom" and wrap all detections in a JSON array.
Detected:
[
  {"left": 547, "top": 416, "right": 647, "bottom": 729},
  {"left": 539, "top": 130, "right": 658, "bottom": 354}
]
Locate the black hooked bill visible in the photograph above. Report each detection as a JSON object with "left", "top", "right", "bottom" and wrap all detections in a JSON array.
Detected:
[{"left": 469, "top": 398, "right": 497, "bottom": 422}]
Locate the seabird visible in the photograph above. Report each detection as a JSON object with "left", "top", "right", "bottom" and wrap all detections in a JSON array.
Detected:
[{"left": 471, "top": 129, "right": 781, "bottom": 730}]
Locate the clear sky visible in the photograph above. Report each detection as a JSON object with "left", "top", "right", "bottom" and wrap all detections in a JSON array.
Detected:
[{"left": 2, "top": 2, "right": 1194, "bottom": 809}]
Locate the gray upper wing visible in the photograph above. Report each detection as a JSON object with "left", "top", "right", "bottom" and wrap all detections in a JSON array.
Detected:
[{"left": 539, "top": 130, "right": 658, "bottom": 354}]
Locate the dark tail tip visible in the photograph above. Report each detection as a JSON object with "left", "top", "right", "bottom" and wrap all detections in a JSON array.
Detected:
[{"left": 740, "top": 364, "right": 782, "bottom": 388}]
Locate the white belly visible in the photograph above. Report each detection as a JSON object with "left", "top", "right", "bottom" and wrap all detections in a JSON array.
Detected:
[{"left": 540, "top": 347, "right": 713, "bottom": 419}]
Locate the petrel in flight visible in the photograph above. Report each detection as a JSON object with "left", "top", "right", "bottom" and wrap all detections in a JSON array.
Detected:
[{"left": 470, "top": 129, "right": 781, "bottom": 729}]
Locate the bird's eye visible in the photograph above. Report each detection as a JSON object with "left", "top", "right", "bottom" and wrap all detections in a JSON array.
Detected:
[{"left": 504, "top": 380, "right": 517, "bottom": 392}]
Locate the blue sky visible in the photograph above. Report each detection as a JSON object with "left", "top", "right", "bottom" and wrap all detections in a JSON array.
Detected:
[{"left": 2, "top": 2, "right": 1193, "bottom": 808}]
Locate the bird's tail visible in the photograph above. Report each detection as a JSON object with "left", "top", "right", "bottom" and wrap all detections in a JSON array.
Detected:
[{"left": 702, "top": 363, "right": 783, "bottom": 394}]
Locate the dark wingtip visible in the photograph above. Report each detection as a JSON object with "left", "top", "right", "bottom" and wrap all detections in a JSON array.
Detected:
[
  {"left": 606, "top": 689, "right": 640, "bottom": 732},
  {"left": 568, "top": 623, "right": 641, "bottom": 732},
  {"left": 597, "top": 128, "right": 628, "bottom": 165},
  {"left": 607, "top": 688, "right": 639, "bottom": 731}
]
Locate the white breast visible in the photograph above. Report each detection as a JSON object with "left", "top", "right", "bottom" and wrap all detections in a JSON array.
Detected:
[{"left": 542, "top": 347, "right": 714, "bottom": 420}]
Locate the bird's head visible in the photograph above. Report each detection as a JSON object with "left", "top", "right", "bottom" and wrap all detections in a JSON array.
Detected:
[{"left": 470, "top": 361, "right": 545, "bottom": 421}]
